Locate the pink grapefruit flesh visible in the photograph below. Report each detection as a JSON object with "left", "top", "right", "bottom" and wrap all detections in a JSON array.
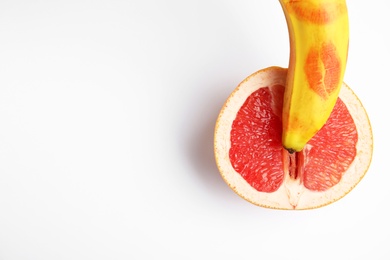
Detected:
[{"left": 214, "top": 67, "right": 373, "bottom": 209}]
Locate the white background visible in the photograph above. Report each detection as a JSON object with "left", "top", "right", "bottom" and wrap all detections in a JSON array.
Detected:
[{"left": 0, "top": 0, "right": 388, "bottom": 259}]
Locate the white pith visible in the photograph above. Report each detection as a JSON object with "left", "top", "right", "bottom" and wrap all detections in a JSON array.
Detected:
[{"left": 214, "top": 67, "right": 373, "bottom": 210}]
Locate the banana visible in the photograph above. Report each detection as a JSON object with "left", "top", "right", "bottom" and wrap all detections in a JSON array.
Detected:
[{"left": 279, "top": 0, "right": 349, "bottom": 153}]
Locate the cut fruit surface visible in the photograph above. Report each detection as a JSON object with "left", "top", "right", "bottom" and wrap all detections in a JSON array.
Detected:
[{"left": 214, "top": 67, "right": 373, "bottom": 210}]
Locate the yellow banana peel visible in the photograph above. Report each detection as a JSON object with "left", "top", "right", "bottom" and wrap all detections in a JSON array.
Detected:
[{"left": 280, "top": 0, "right": 349, "bottom": 152}]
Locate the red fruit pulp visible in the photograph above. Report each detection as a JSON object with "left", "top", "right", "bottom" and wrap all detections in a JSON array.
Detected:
[{"left": 229, "top": 85, "right": 357, "bottom": 192}]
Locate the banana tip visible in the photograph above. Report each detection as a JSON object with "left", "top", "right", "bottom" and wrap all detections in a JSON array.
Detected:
[{"left": 284, "top": 147, "right": 296, "bottom": 154}]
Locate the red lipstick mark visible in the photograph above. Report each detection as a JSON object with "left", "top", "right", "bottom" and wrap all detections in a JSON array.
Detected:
[
  {"left": 304, "top": 42, "right": 341, "bottom": 99},
  {"left": 285, "top": 1, "right": 346, "bottom": 24}
]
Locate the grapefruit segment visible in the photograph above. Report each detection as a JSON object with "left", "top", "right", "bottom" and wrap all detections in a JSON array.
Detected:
[
  {"left": 214, "top": 67, "right": 373, "bottom": 210},
  {"left": 304, "top": 98, "right": 358, "bottom": 191},
  {"left": 229, "top": 86, "right": 284, "bottom": 193}
]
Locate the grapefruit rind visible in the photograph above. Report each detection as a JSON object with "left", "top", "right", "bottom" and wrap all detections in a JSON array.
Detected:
[{"left": 214, "top": 67, "right": 373, "bottom": 210}]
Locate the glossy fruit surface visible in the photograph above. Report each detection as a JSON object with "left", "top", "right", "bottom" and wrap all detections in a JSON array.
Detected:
[
  {"left": 214, "top": 67, "right": 373, "bottom": 209},
  {"left": 280, "top": 0, "right": 349, "bottom": 152}
]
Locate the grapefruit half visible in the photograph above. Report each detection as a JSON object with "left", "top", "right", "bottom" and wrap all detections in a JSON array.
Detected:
[{"left": 214, "top": 67, "right": 373, "bottom": 210}]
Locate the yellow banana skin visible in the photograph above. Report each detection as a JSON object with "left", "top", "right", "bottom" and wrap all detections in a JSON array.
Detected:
[{"left": 280, "top": 0, "right": 349, "bottom": 153}]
